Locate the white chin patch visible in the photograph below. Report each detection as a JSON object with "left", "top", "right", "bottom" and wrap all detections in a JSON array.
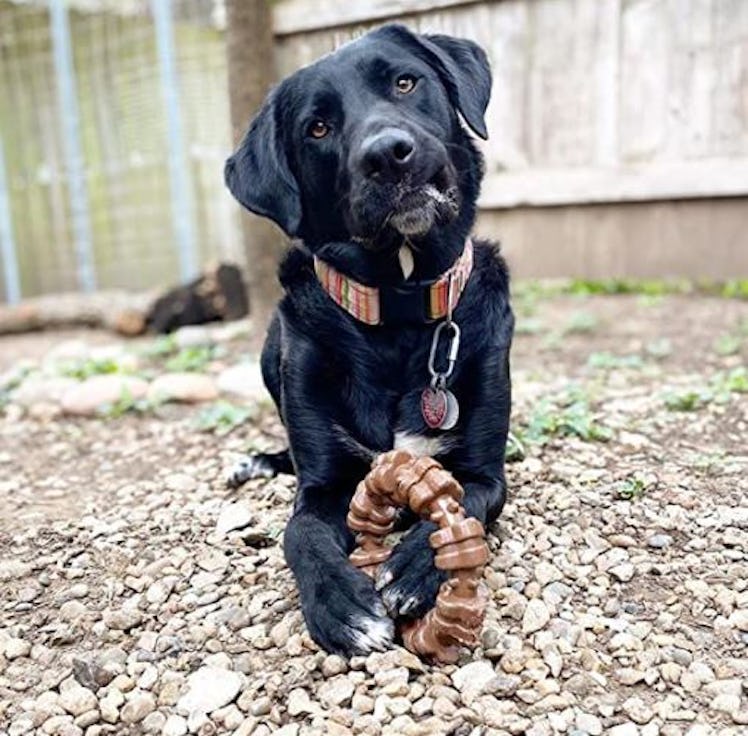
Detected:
[
  {"left": 394, "top": 431, "right": 454, "bottom": 457},
  {"left": 350, "top": 616, "right": 394, "bottom": 653},
  {"left": 390, "top": 206, "right": 436, "bottom": 236}
]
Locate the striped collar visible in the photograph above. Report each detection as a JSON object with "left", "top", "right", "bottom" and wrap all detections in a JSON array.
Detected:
[{"left": 313, "top": 239, "right": 474, "bottom": 326}]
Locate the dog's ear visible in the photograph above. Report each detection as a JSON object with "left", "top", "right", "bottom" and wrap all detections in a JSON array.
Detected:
[
  {"left": 421, "top": 33, "right": 492, "bottom": 140},
  {"left": 224, "top": 87, "right": 302, "bottom": 237},
  {"left": 380, "top": 25, "right": 491, "bottom": 140}
]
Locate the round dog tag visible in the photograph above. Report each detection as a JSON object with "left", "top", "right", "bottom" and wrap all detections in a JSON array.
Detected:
[
  {"left": 441, "top": 390, "right": 460, "bottom": 430},
  {"left": 421, "top": 387, "right": 447, "bottom": 429}
]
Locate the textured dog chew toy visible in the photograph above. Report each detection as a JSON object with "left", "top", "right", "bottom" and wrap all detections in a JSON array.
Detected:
[{"left": 347, "top": 450, "right": 489, "bottom": 663}]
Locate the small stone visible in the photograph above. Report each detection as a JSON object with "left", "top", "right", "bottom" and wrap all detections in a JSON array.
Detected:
[
  {"left": 59, "top": 685, "right": 98, "bottom": 717},
  {"left": 287, "top": 688, "right": 315, "bottom": 716},
  {"left": 250, "top": 696, "right": 272, "bottom": 716},
  {"left": 710, "top": 693, "right": 740, "bottom": 715},
  {"left": 216, "top": 502, "right": 253, "bottom": 536},
  {"left": 4, "top": 637, "right": 31, "bottom": 660},
  {"left": 609, "top": 563, "right": 635, "bottom": 582},
  {"left": 576, "top": 712, "right": 603, "bottom": 735},
  {"left": 623, "top": 696, "right": 654, "bottom": 724},
  {"left": 162, "top": 715, "right": 188, "bottom": 736},
  {"left": 727, "top": 609, "right": 748, "bottom": 632},
  {"left": 318, "top": 676, "right": 354, "bottom": 708},
  {"left": 523, "top": 598, "right": 551, "bottom": 633},
  {"left": 173, "top": 325, "right": 213, "bottom": 348},
  {"left": 61, "top": 375, "right": 149, "bottom": 416},
  {"left": 60, "top": 601, "right": 88, "bottom": 622},
  {"left": 647, "top": 534, "right": 673, "bottom": 549},
  {"left": 216, "top": 362, "right": 266, "bottom": 400},
  {"left": 148, "top": 373, "right": 218, "bottom": 404},
  {"left": 177, "top": 667, "right": 244, "bottom": 714},
  {"left": 103, "top": 608, "right": 143, "bottom": 631},
  {"left": 352, "top": 693, "right": 375, "bottom": 714},
  {"left": 120, "top": 691, "right": 155, "bottom": 724},
  {"left": 451, "top": 661, "right": 496, "bottom": 704},
  {"left": 321, "top": 655, "right": 348, "bottom": 677},
  {"left": 141, "top": 711, "right": 165, "bottom": 733},
  {"left": 609, "top": 724, "right": 639, "bottom": 736}
]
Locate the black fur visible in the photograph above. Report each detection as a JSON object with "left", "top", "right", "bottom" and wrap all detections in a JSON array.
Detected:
[{"left": 225, "top": 24, "right": 513, "bottom": 656}]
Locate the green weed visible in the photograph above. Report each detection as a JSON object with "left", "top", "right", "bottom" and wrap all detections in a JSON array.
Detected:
[
  {"left": 617, "top": 476, "right": 649, "bottom": 501},
  {"left": 165, "top": 346, "right": 215, "bottom": 373},
  {"left": 59, "top": 357, "right": 126, "bottom": 380},
  {"left": 195, "top": 401, "right": 254, "bottom": 436},
  {"left": 563, "top": 311, "right": 599, "bottom": 334},
  {"left": 587, "top": 352, "right": 644, "bottom": 370}
]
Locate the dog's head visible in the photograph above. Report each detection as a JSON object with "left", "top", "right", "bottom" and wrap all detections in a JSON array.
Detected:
[{"left": 225, "top": 24, "right": 491, "bottom": 253}]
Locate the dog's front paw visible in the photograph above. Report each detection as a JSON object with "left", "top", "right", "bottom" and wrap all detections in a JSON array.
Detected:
[
  {"left": 301, "top": 564, "right": 395, "bottom": 657},
  {"left": 376, "top": 521, "right": 447, "bottom": 619},
  {"left": 226, "top": 453, "right": 277, "bottom": 488}
]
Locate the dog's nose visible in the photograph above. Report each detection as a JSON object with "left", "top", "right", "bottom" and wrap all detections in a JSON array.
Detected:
[{"left": 359, "top": 129, "right": 416, "bottom": 181}]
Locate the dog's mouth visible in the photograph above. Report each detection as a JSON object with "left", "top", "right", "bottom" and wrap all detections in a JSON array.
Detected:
[{"left": 387, "top": 167, "right": 460, "bottom": 237}]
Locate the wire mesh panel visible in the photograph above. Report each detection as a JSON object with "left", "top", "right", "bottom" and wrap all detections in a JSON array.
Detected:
[{"left": 0, "top": 0, "right": 241, "bottom": 301}]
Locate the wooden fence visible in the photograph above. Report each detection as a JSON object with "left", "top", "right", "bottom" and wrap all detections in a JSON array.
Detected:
[{"left": 1, "top": 0, "right": 746, "bottom": 303}]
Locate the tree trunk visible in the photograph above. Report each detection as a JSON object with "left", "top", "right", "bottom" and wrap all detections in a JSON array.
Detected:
[{"left": 225, "top": 0, "right": 283, "bottom": 343}]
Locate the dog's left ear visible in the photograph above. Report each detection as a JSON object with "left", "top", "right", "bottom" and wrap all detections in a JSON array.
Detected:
[
  {"left": 381, "top": 25, "right": 491, "bottom": 140},
  {"left": 224, "top": 86, "right": 302, "bottom": 237},
  {"left": 422, "top": 33, "right": 492, "bottom": 140}
]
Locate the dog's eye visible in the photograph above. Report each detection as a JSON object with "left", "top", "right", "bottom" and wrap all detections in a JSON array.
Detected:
[
  {"left": 395, "top": 75, "right": 417, "bottom": 94},
  {"left": 308, "top": 120, "right": 330, "bottom": 139}
]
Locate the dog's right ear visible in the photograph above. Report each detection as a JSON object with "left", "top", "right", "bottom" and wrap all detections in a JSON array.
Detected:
[{"left": 224, "top": 87, "right": 302, "bottom": 237}]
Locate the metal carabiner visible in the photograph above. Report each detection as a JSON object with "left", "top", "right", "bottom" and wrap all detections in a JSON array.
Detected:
[{"left": 428, "top": 319, "right": 461, "bottom": 387}]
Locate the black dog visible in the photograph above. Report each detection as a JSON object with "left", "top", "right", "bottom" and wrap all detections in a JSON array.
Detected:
[{"left": 225, "top": 24, "right": 513, "bottom": 656}]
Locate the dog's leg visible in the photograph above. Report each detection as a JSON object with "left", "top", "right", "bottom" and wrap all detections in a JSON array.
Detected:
[
  {"left": 285, "top": 487, "right": 394, "bottom": 656},
  {"left": 226, "top": 449, "right": 294, "bottom": 488}
]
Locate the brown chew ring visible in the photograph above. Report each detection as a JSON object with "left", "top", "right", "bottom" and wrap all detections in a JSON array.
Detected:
[{"left": 346, "top": 450, "right": 489, "bottom": 663}]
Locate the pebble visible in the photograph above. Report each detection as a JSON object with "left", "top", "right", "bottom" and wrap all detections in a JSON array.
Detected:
[
  {"left": 148, "top": 373, "right": 219, "bottom": 403},
  {"left": 523, "top": 598, "right": 551, "bottom": 633},
  {"left": 216, "top": 501, "right": 253, "bottom": 536},
  {"left": 61, "top": 375, "right": 149, "bottom": 416},
  {"left": 451, "top": 660, "right": 496, "bottom": 704},
  {"left": 120, "top": 691, "right": 156, "bottom": 724},
  {"left": 59, "top": 685, "right": 97, "bottom": 717},
  {"left": 216, "top": 362, "right": 267, "bottom": 400},
  {"left": 176, "top": 667, "right": 244, "bottom": 714},
  {"left": 318, "top": 676, "right": 355, "bottom": 708},
  {"left": 5, "top": 638, "right": 31, "bottom": 659}
]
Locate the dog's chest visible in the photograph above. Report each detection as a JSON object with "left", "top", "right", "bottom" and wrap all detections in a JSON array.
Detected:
[{"left": 341, "top": 339, "right": 460, "bottom": 455}]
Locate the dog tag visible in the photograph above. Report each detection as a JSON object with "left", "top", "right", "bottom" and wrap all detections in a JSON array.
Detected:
[
  {"left": 421, "top": 387, "right": 447, "bottom": 429},
  {"left": 441, "top": 389, "right": 460, "bottom": 430}
]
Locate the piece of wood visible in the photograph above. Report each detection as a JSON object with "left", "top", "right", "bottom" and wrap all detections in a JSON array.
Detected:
[
  {"left": 225, "top": 0, "right": 284, "bottom": 341},
  {"left": 273, "top": 0, "right": 481, "bottom": 36},
  {"left": 478, "top": 158, "right": 748, "bottom": 209}
]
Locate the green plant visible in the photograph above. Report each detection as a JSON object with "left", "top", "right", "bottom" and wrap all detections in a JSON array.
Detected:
[
  {"left": 663, "top": 389, "right": 710, "bottom": 412},
  {"left": 563, "top": 311, "right": 599, "bottom": 334},
  {"left": 59, "top": 357, "right": 125, "bottom": 380},
  {"left": 515, "top": 318, "right": 544, "bottom": 335},
  {"left": 645, "top": 338, "right": 672, "bottom": 359},
  {"left": 617, "top": 477, "right": 648, "bottom": 500},
  {"left": 515, "top": 392, "right": 612, "bottom": 447},
  {"left": 166, "top": 346, "right": 214, "bottom": 373},
  {"left": 663, "top": 367, "right": 747, "bottom": 411},
  {"left": 139, "top": 334, "right": 177, "bottom": 358},
  {"left": 714, "top": 334, "right": 742, "bottom": 357},
  {"left": 587, "top": 352, "right": 644, "bottom": 370},
  {"left": 195, "top": 401, "right": 254, "bottom": 436}
]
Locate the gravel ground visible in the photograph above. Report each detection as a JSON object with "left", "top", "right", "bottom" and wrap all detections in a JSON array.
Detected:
[{"left": 0, "top": 292, "right": 746, "bottom": 736}]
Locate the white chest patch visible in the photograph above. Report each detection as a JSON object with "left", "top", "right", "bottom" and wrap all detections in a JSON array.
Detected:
[{"left": 394, "top": 431, "right": 453, "bottom": 457}]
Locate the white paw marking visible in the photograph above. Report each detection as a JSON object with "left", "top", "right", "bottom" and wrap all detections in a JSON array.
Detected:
[
  {"left": 226, "top": 456, "right": 274, "bottom": 485},
  {"left": 394, "top": 431, "right": 454, "bottom": 457},
  {"left": 350, "top": 616, "right": 394, "bottom": 653}
]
